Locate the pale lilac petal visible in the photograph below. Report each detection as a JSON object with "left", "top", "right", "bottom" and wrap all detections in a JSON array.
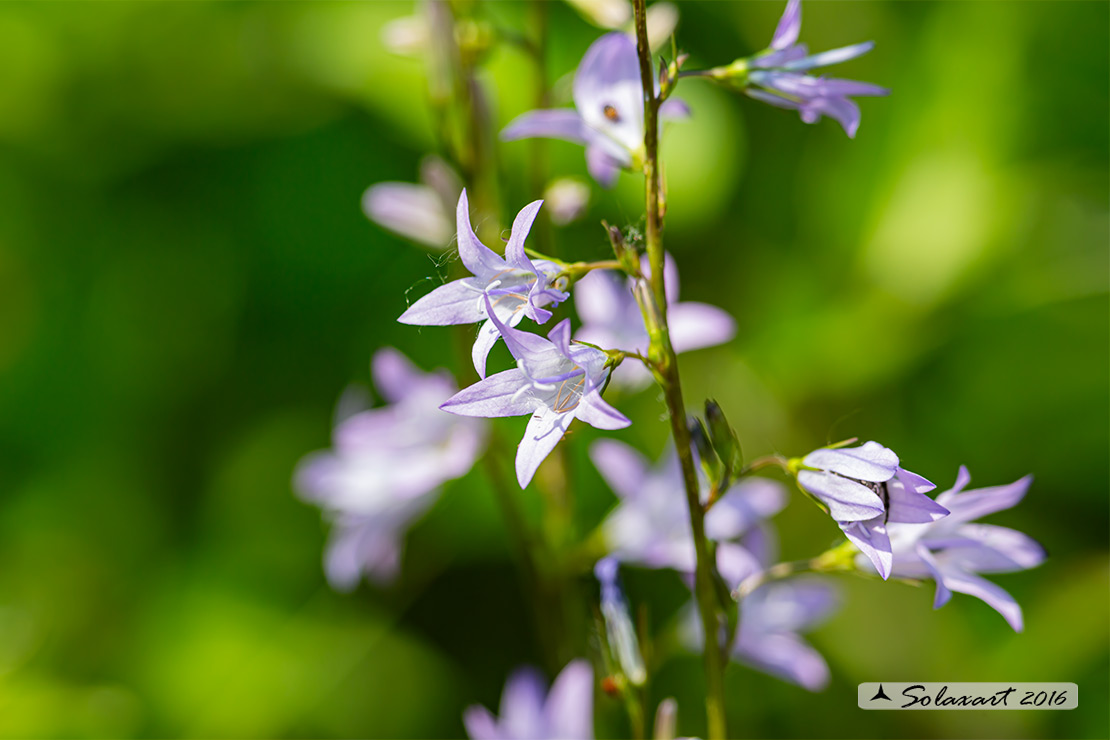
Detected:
[
  {"left": 440, "top": 369, "right": 536, "bottom": 418},
  {"left": 500, "top": 668, "right": 548, "bottom": 738},
  {"left": 667, "top": 302, "right": 736, "bottom": 353},
  {"left": 941, "top": 524, "right": 1047, "bottom": 573},
  {"left": 517, "top": 409, "right": 573, "bottom": 488},
  {"left": 806, "top": 96, "right": 862, "bottom": 138},
  {"left": 323, "top": 521, "right": 386, "bottom": 590},
  {"left": 803, "top": 441, "right": 899, "bottom": 482},
  {"left": 457, "top": 190, "right": 506, "bottom": 276},
  {"left": 420, "top": 154, "right": 463, "bottom": 215},
  {"left": 885, "top": 479, "right": 948, "bottom": 524},
  {"left": 751, "top": 44, "right": 810, "bottom": 70},
  {"left": 937, "top": 475, "right": 1033, "bottom": 525},
  {"left": 501, "top": 109, "right": 591, "bottom": 145},
  {"left": 939, "top": 567, "right": 1025, "bottom": 632},
  {"left": 472, "top": 319, "right": 502, "bottom": 379},
  {"left": 735, "top": 632, "right": 829, "bottom": 691},
  {"left": 574, "top": 33, "right": 645, "bottom": 154},
  {"left": 796, "top": 470, "right": 885, "bottom": 521},
  {"left": 716, "top": 542, "right": 762, "bottom": 590},
  {"left": 398, "top": 279, "right": 485, "bottom": 326},
  {"left": 371, "top": 347, "right": 424, "bottom": 404},
  {"left": 914, "top": 543, "right": 953, "bottom": 608},
  {"left": 739, "top": 522, "right": 778, "bottom": 569},
  {"left": 705, "top": 478, "right": 787, "bottom": 540},
  {"left": 546, "top": 320, "right": 574, "bottom": 357},
  {"left": 545, "top": 660, "right": 594, "bottom": 740},
  {"left": 784, "top": 41, "right": 875, "bottom": 71},
  {"left": 574, "top": 270, "right": 629, "bottom": 325},
  {"left": 586, "top": 145, "right": 623, "bottom": 189},
  {"left": 484, "top": 295, "right": 556, "bottom": 361},
  {"left": 589, "top": 439, "right": 649, "bottom": 499},
  {"left": 841, "top": 519, "right": 892, "bottom": 579},
  {"left": 760, "top": 73, "right": 888, "bottom": 99},
  {"left": 770, "top": 0, "right": 802, "bottom": 50},
  {"left": 576, "top": 390, "right": 632, "bottom": 430},
  {"left": 744, "top": 88, "right": 803, "bottom": 110},
  {"left": 893, "top": 468, "right": 936, "bottom": 496},
  {"left": 463, "top": 706, "right": 503, "bottom": 740},
  {"left": 362, "top": 182, "right": 452, "bottom": 247},
  {"left": 659, "top": 98, "right": 691, "bottom": 120},
  {"left": 504, "top": 200, "right": 544, "bottom": 272}
]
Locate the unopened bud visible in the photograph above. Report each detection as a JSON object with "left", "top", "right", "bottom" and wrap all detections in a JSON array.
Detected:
[{"left": 705, "top": 399, "right": 742, "bottom": 484}]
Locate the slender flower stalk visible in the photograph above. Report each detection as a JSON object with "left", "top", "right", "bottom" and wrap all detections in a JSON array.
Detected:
[{"left": 629, "top": 1, "right": 727, "bottom": 736}]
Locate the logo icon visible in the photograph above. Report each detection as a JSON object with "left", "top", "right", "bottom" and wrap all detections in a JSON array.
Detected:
[{"left": 870, "top": 684, "right": 892, "bottom": 701}]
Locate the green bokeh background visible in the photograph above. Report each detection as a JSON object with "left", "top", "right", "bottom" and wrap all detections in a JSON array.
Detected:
[{"left": 0, "top": 1, "right": 1106, "bottom": 738}]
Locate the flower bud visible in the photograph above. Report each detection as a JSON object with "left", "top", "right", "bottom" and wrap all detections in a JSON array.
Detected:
[{"left": 595, "top": 557, "right": 647, "bottom": 687}]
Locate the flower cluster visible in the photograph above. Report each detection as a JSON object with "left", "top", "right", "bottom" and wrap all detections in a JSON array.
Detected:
[{"left": 294, "top": 2, "right": 1047, "bottom": 737}]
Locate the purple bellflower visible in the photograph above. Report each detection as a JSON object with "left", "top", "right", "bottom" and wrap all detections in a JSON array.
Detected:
[
  {"left": 294, "top": 348, "right": 486, "bottom": 589},
  {"left": 464, "top": 660, "right": 594, "bottom": 740},
  {"left": 442, "top": 298, "right": 630, "bottom": 488},
  {"left": 362, "top": 155, "right": 462, "bottom": 249},
  {"left": 398, "top": 190, "right": 569, "bottom": 378},
  {"left": 592, "top": 439, "right": 786, "bottom": 589},
  {"left": 575, "top": 254, "right": 736, "bottom": 389},
  {"left": 873, "top": 467, "right": 1045, "bottom": 631},
  {"left": 795, "top": 441, "right": 949, "bottom": 579},
  {"left": 501, "top": 32, "right": 690, "bottom": 188},
  {"left": 737, "top": 0, "right": 889, "bottom": 137}
]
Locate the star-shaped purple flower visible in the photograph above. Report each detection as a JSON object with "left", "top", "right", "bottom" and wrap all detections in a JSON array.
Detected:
[
  {"left": 464, "top": 660, "right": 594, "bottom": 740},
  {"left": 294, "top": 348, "right": 486, "bottom": 588},
  {"left": 874, "top": 467, "right": 1045, "bottom": 631},
  {"left": 442, "top": 298, "right": 629, "bottom": 488},
  {"left": 574, "top": 254, "right": 736, "bottom": 389},
  {"left": 744, "top": 0, "right": 889, "bottom": 137},
  {"left": 796, "top": 441, "right": 949, "bottom": 579},
  {"left": 501, "top": 32, "right": 690, "bottom": 188},
  {"left": 398, "top": 190, "right": 569, "bottom": 378},
  {"left": 592, "top": 439, "right": 786, "bottom": 589}
]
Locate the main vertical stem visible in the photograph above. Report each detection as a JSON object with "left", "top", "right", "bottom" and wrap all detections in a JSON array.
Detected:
[{"left": 631, "top": 3, "right": 727, "bottom": 738}]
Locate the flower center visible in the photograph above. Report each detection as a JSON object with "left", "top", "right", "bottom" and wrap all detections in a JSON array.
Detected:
[{"left": 859, "top": 480, "right": 891, "bottom": 523}]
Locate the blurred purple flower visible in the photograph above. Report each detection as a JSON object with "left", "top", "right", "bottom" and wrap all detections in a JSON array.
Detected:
[
  {"left": 442, "top": 299, "right": 629, "bottom": 488},
  {"left": 575, "top": 254, "right": 735, "bottom": 390},
  {"left": 501, "top": 32, "right": 689, "bottom": 188},
  {"left": 398, "top": 190, "right": 568, "bottom": 378},
  {"left": 465, "top": 660, "right": 594, "bottom": 740},
  {"left": 595, "top": 557, "right": 647, "bottom": 685},
  {"left": 681, "top": 572, "right": 839, "bottom": 691},
  {"left": 544, "top": 178, "right": 591, "bottom": 226},
  {"left": 294, "top": 348, "right": 486, "bottom": 589},
  {"left": 796, "top": 441, "right": 948, "bottom": 579},
  {"left": 744, "top": 0, "right": 889, "bottom": 137},
  {"left": 738, "top": 579, "right": 839, "bottom": 690},
  {"left": 362, "top": 155, "right": 462, "bottom": 249},
  {"left": 592, "top": 439, "right": 786, "bottom": 588},
  {"left": 684, "top": 514, "right": 840, "bottom": 691},
  {"left": 874, "top": 467, "right": 1045, "bottom": 631}
]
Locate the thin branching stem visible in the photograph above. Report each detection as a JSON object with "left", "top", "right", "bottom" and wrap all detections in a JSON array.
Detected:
[{"left": 630, "top": 1, "right": 728, "bottom": 737}]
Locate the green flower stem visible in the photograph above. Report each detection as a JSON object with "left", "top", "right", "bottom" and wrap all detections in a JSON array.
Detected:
[{"left": 631, "top": 1, "right": 727, "bottom": 737}]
